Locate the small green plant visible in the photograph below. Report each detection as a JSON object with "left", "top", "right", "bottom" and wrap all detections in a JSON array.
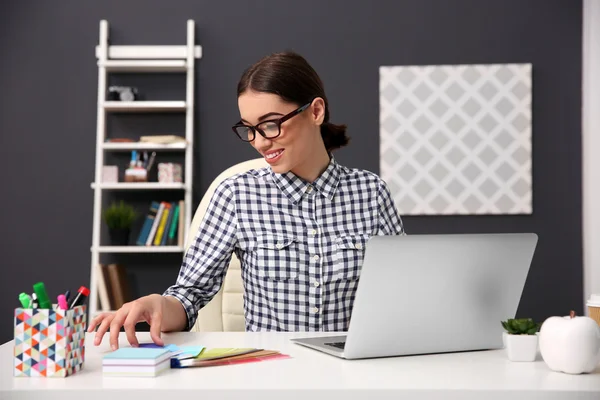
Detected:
[
  {"left": 103, "top": 200, "right": 137, "bottom": 230},
  {"left": 501, "top": 318, "right": 540, "bottom": 335}
]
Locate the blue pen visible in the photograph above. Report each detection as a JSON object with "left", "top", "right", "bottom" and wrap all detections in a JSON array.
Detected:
[
  {"left": 65, "top": 290, "right": 71, "bottom": 303},
  {"left": 130, "top": 151, "right": 137, "bottom": 169}
]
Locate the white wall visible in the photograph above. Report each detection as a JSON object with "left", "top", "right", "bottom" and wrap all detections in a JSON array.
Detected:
[{"left": 582, "top": 0, "right": 600, "bottom": 313}]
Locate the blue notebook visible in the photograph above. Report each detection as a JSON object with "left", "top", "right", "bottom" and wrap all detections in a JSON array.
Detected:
[
  {"left": 103, "top": 348, "right": 171, "bottom": 366},
  {"left": 138, "top": 342, "right": 204, "bottom": 359}
]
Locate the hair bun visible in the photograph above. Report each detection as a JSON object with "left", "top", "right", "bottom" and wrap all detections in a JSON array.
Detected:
[{"left": 321, "top": 122, "right": 349, "bottom": 152}]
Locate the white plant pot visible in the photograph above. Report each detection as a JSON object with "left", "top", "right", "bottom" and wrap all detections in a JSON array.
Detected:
[{"left": 505, "top": 334, "right": 538, "bottom": 362}]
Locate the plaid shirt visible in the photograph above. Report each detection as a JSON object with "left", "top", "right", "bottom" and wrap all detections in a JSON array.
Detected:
[{"left": 163, "top": 156, "right": 405, "bottom": 331}]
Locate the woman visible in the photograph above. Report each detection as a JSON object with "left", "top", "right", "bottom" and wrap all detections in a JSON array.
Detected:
[{"left": 88, "top": 51, "right": 405, "bottom": 350}]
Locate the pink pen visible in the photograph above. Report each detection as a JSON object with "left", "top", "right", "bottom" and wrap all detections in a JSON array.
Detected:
[{"left": 57, "top": 294, "right": 68, "bottom": 310}]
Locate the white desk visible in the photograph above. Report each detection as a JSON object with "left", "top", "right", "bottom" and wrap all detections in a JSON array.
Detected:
[{"left": 1, "top": 331, "right": 599, "bottom": 399}]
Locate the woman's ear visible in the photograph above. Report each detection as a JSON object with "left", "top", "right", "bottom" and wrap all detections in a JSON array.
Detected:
[{"left": 310, "top": 97, "right": 326, "bottom": 125}]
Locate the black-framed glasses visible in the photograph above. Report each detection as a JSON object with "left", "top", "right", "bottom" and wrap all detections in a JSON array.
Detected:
[{"left": 231, "top": 102, "right": 311, "bottom": 142}]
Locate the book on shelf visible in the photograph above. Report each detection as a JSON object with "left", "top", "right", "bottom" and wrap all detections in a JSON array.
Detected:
[
  {"left": 96, "top": 263, "right": 111, "bottom": 312},
  {"left": 139, "top": 135, "right": 186, "bottom": 144},
  {"left": 136, "top": 200, "right": 184, "bottom": 247},
  {"left": 153, "top": 202, "right": 171, "bottom": 245},
  {"left": 96, "top": 263, "right": 132, "bottom": 311}
]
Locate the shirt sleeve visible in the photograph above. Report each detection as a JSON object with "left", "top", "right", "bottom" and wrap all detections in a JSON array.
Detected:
[
  {"left": 163, "top": 180, "right": 238, "bottom": 330},
  {"left": 377, "top": 178, "right": 405, "bottom": 235}
]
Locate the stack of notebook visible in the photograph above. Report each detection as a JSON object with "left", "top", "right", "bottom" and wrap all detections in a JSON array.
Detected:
[
  {"left": 171, "top": 347, "right": 290, "bottom": 368},
  {"left": 102, "top": 348, "right": 173, "bottom": 377}
]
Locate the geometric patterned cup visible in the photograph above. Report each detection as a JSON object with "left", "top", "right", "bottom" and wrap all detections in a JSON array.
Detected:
[
  {"left": 14, "top": 305, "right": 86, "bottom": 377},
  {"left": 588, "top": 294, "right": 600, "bottom": 327}
]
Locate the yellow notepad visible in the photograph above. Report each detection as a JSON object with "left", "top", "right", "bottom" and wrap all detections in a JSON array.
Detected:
[{"left": 194, "top": 348, "right": 261, "bottom": 361}]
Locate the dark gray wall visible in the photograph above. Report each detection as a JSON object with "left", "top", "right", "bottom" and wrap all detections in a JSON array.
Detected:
[{"left": 0, "top": 0, "right": 582, "bottom": 343}]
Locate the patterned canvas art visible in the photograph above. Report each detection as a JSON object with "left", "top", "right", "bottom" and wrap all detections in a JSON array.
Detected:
[
  {"left": 379, "top": 63, "right": 532, "bottom": 215},
  {"left": 14, "top": 305, "right": 86, "bottom": 377}
]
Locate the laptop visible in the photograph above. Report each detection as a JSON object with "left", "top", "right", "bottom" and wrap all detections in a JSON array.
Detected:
[{"left": 290, "top": 233, "right": 538, "bottom": 359}]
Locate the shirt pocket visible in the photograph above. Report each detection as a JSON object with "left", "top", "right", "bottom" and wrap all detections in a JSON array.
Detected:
[
  {"left": 331, "top": 233, "right": 370, "bottom": 281},
  {"left": 255, "top": 234, "right": 299, "bottom": 280}
]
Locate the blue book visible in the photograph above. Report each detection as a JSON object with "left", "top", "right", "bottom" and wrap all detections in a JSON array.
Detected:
[{"left": 136, "top": 201, "right": 160, "bottom": 245}]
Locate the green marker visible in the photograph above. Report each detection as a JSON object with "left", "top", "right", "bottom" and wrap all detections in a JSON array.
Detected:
[
  {"left": 18, "top": 292, "right": 31, "bottom": 308},
  {"left": 33, "top": 282, "right": 52, "bottom": 309}
]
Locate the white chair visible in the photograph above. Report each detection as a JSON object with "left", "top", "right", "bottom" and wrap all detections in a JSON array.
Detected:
[{"left": 186, "top": 157, "right": 269, "bottom": 332}]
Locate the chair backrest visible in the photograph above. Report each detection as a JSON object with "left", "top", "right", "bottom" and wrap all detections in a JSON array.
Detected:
[{"left": 187, "top": 157, "right": 269, "bottom": 332}]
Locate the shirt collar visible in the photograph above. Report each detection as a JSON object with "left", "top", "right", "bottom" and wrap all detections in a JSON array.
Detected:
[{"left": 271, "top": 156, "right": 341, "bottom": 205}]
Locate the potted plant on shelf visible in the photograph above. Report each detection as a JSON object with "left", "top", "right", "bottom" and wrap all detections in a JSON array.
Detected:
[
  {"left": 501, "top": 318, "right": 541, "bottom": 362},
  {"left": 103, "top": 200, "right": 137, "bottom": 245}
]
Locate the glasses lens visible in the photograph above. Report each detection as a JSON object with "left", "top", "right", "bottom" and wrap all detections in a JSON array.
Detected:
[
  {"left": 234, "top": 126, "right": 254, "bottom": 141},
  {"left": 258, "top": 121, "right": 280, "bottom": 138}
]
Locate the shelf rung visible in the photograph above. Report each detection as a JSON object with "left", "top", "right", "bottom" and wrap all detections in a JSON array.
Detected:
[
  {"left": 91, "top": 182, "right": 186, "bottom": 190},
  {"left": 103, "top": 101, "right": 187, "bottom": 112},
  {"left": 102, "top": 142, "right": 187, "bottom": 151},
  {"left": 99, "top": 60, "right": 187, "bottom": 72},
  {"left": 96, "top": 45, "right": 202, "bottom": 60},
  {"left": 93, "top": 246, "right": 185, "bottom": 253}
]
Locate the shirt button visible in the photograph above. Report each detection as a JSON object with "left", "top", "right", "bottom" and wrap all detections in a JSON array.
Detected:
[
  {"left": 312, "top": 254, "right": 320, "bottom": 261},
  {"left": 313, "top": 281, "right": 320, "bottom": 287},
  {"left": 276, "top": 242, "right": 283, "bottom": 249},
  {"left": 355, "top": 242, "right": 363, "bottom": 250},
  {"left": 310, "top": 229, "right": 317, "bottom": 236},
  {"left": 311, "top": 307, "right": 319, "bottom": 313},
  {"left": 306, "top": 185, "right": 313, "bottom": 193}
]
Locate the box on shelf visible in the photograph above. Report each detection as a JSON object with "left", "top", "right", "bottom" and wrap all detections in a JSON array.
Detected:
[
  {"left": 102, "top": 166, "right": 119, "bottom": 183},
  {"left": 158, "top": 163, "right": 182, "bottom": 183},
  {"left": 13, "top": 305, "right": 86, "bottom": 377}
]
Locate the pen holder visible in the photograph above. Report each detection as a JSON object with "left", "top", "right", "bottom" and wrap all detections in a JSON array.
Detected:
[
  {"left": 124, "top": 167, "right": 148, "bottom": 182},
  {"left": 13, "top": 305, "right": 86, "bottom": 377}
]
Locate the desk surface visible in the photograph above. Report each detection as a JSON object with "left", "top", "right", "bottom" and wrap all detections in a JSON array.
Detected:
[{"left": 2, "top": 331, "right": 600, "bottom": 400}]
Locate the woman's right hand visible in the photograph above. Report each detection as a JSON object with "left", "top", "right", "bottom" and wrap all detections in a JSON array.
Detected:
[{"left": 87, "top": 294, "right": 165, "bottom": 350}]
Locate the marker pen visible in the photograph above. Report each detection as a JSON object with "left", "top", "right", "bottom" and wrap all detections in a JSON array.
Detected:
[
  {"left": 19, "top": 293, "right": 32, "bottom": 308},
  {"left": 68, "top": 286, "right": 90, "bottom": 309},
  {"left": 57, "top": 294, "right": 68, "bottom": 310},
  {"left": 130, "top": 151, "right": 137, "bottom": 169},
  {"left": 33, "top": 282, "right": 52, "bottom": 309}
]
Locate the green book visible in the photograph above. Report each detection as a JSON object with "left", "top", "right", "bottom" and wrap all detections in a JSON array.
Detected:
[{"left": 168, "top": 204, "right": 179, "bottom": 241}]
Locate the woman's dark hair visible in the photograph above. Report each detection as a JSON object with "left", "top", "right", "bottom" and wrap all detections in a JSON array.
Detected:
[{"left": 237, "top": 51, "right": 349, "bottom": 152}]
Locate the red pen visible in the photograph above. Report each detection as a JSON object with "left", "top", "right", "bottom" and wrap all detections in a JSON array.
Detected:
[{"left": 68, "top": 286, "right": 90, "bottom": 308}]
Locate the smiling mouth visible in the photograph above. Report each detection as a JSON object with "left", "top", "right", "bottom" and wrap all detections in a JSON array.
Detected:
[{"left": 265, "top": 149, "right": 284, "bottom": 160}]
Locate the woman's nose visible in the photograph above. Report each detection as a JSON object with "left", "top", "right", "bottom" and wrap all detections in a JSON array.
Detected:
[{"left": 252, "top": 132, "right": 272, "bottom": 151}]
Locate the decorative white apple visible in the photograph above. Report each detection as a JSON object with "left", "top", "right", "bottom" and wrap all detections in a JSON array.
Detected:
[{"left": 539, "top": 310, "right": 600, "bottom": 374}]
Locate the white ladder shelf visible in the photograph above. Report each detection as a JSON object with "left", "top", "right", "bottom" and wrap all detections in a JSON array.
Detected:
[{"left": 89, "top": 19, "right": 201, "bottom": 317}]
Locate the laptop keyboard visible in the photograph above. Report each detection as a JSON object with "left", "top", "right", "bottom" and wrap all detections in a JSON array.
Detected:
[{"left": 325, "top": 341, "right": 346, "bottom": 350}]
